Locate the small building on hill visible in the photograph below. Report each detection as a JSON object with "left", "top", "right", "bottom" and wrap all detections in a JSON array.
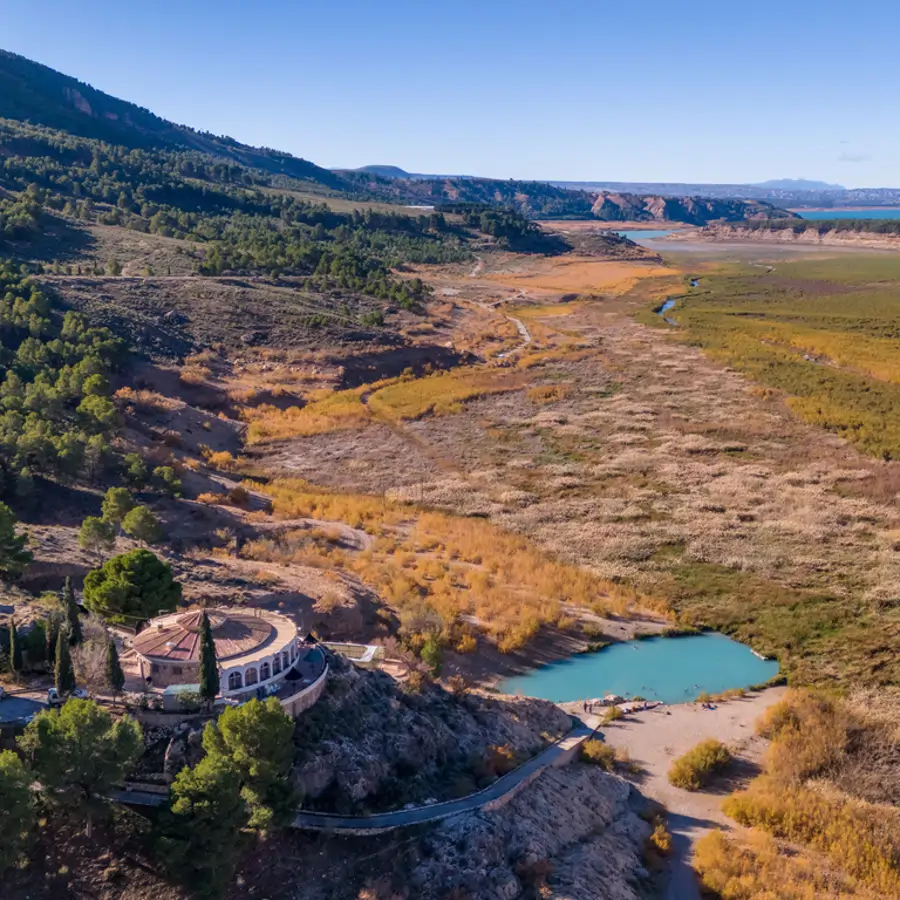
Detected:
[{"left": 132, "top": 607, "right": 301, "bottom": 700}]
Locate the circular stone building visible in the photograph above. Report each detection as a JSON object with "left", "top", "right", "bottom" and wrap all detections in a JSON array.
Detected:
[{"left": 132, "top": 607, "right": 301, "bottom": 700}]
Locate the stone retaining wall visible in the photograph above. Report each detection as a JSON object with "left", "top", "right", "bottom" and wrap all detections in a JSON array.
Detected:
[{"left": 280, "top": 663, "right": 329, "bottom": 717}]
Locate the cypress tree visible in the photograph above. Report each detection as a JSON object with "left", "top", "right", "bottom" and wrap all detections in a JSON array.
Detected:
[
  {"left": 63, "top": 577, "right": 82, "bottom": 646},
  {"left": 9, "top": 619, "right": 22, "bottom": 675},
  {"left": 198, "top": 612, "right": 219, "bottom": 707},
  {"left": 105, "top": 638, "right": 124, "bottom": 704},
  {"left": 55, "top": 627, "right": 75, "bottom": 694},
  {"left": 45, "top": 614, "right": 60, "bottom": 666}
]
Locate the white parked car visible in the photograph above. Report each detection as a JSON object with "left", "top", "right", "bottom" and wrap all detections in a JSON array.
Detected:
[{"left": 47, "top": 687, "right": 90, "bottom": 707}]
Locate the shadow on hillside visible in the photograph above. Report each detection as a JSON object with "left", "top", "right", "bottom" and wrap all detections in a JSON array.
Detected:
[
  {"left": 16, "top": 216, "right": 98, "bottom": 265},
  {"left": 13, "top": 478, "right": 102, "bottom": 526}
]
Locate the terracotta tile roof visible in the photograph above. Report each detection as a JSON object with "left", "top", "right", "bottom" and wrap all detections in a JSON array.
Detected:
[{"left": 133, "top": 609, "right": 276, "bottom": 663}]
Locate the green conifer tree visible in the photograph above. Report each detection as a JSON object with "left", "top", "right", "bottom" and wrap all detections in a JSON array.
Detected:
[
  {"left": 9, "top": 619, "right": 22, "bottom": 675},
  {"left": 105, "top": 638, "right": 125, "bottom": 704},
  {"left": 45, "top": 615, "right": 61, "bottom": 666},
  {"left": 198, "top": 611, "right": 219, "bottom": 707},
  {"left": 55, "top": 628, "right": 75, "bottom": 694},
  {"left": 63, "top": 577, "right": 83, "bottom": 646}
]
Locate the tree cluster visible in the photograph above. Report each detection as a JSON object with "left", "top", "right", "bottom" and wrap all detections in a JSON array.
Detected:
[{"left": 0, "top": 263, "right": 125, "bottom": 494}]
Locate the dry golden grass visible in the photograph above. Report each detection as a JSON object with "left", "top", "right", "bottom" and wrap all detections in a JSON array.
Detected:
[
  {"left": 243, "top": 385, "right": 374, "bottom": 443},
  {"left": 485, "top": 258, "right": 678, "bottom": 295},
  {"left": 527, "top": 383, "right": 572, "bottom": 404},
  {"left": 244, "top": 366, "right": 528, "bottom": 443},
  {"left": 206, "top": 450, "right": 238, "bottom": 471},
  {"left": 367, "top": 368, "right": 523, "bottom": 420},
  {"left": 249, "top": 478, "right": 637, "bottom": 650},
  {"left": 179, "top": 366, "right": 212, "bottom": 386},
  {"left": 113, "top": 387, "right": 177, "bottom": 413},
  {"left": 716, "top": 691, "right": 900, "bottom": 897},
  {"left": 694, "top": 830, "right": 888, "bottom": 899}
]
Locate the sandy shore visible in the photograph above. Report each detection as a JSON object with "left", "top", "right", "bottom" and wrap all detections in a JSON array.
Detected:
[{"left": 598, "top": 687, "right": 787, "bottom": 899}]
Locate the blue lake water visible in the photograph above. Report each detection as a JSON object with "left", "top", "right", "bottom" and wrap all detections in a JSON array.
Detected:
[
  {"left": 794, "top": 208, "right": 900, "bottom": 220},
  {"left": 498, "top": 633, "right": 779, "bottom": 704},
  {"left": 616, "top": 229, "right": 679, "bottom": 242}
]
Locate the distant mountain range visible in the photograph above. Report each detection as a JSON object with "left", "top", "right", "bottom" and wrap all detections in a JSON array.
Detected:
[
  {"left": 355, "top": 167, "right": 900, "bottom": 209},
  {"left": 753, "top": 179, "right": 846, "bottom": 191}
]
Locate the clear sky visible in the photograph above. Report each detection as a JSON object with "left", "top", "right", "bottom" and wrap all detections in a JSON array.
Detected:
[{"left": 1, "top": 0, "right": 898, "bottom": 186}]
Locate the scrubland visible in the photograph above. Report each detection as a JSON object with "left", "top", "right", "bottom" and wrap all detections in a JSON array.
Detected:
[
  {"left": 665, "top": 255, "right": 900, "bottom": 459},
  {"left": 247, "top": 251, "right": 900, "bottom": 704},
  {"left": 242, "top": 478, "right": 638, "bottom": 652},
  {"left": 695, "top": 690, "right": 900, "bottom": 898}
]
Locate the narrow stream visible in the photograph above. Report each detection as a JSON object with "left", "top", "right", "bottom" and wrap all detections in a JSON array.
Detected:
[{"left": 655, "top": 297, "right": 678, "bottom": 325}]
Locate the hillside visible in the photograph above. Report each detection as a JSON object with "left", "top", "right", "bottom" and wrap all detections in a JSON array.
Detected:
[{"left": 0, "top": 49, "right": 346, "bottom": 190}]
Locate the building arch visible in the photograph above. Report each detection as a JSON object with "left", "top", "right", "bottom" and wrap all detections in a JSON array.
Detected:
[
  {"left": 273, "top": 655, "right": 282, "bottom": 675},
  {"left": 228, "top": 671, "right": 242, "bottom": 690},
  {"left": 260, "top": 661, "right": 271, "bottom": 682},
  {"left": 244, "top": 667, "right": 259, "bottom": 686}
]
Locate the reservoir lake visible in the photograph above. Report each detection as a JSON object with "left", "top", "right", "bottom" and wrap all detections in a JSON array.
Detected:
[
  {"left": 498, "top": 633, "right": 779, "bottom": 704},
  {"left": 616, "top": 229, "right": 679, "bottom": 242},
  {"left": 794, "top": 208, "right": 900, "bottom": 220}
]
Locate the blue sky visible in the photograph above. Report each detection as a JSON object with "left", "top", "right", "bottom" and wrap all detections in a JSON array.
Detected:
[{"left": 1, "top": 1, "right": 898, "bottom": 186}]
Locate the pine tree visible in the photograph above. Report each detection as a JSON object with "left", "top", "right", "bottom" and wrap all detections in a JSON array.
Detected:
[
  {"left": 9, "top": 620, "right": 22, "bottom": 675},
  {"left": 55, "top": 628, "right": 75, "bottom": 694},
  {"left": 198, "top": 612, "right": 219, "bottom": 707},
  {"left": 0, "top": 503, "right": 32, "bottom": 581},
  {"left": 63, "top": 577, "right": 83, "bottom": 647},
  {"left": 105, "top": 638, "right": 125, "bottom": 704}
]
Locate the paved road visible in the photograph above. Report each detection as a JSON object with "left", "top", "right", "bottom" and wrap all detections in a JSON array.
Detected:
[
  {"left": 292, "top": 721, "right": 595, "bottom": 832},
  {"left": 0, "top": 696, "right": 44, "bottom": 724}
]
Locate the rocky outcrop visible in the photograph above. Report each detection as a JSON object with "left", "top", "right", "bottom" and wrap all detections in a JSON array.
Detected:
[
  {"left": 409, "top": 765, "right": 651, "bottom": 900},
  {"left": 163, "top": 722, "right": 205, "bottom": 782},
  {"left": 293, "top": 654, "right": 571, "bottom": 813},
  {"left": 591, "top": 192, "right": 795, "bottom": 225}
]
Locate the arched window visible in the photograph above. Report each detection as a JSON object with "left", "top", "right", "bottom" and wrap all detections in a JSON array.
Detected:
[
  {"left": 282, "top": 651, "right": 289, "bottom": 669},
  {"left": 260, "top": 662, "right": 271, "bottom": 682},
  {"left": 272, "top": 656, "right": 282, "bottom": 674},
  {"left": 244, "top": 667, "right": 258, "bottom": 686},
  {"left": 228, "top": 671, "right": 242, "bottom": 690}
]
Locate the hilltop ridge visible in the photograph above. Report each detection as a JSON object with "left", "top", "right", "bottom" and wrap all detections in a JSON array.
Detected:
[{"left": 0, "top": 49, "right": 346, "bottom": 190}]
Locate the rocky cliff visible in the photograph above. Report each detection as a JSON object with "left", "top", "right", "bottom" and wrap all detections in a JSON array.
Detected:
[
  {"left": 408, "top": 765, "right": 652, "bottom": 900},
  {"left": 591, "top": 192, "right": 794, "bottom": 224},
  {"left": 689, "top": 223, "right": 900, "bottom": 249},
  {"left": 293, "top": 653, "right": 571, "bottom": 813}
]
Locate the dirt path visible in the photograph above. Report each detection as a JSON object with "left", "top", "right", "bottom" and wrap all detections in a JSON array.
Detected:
[{"left": 600, "top": 688, "right": 787, "bottom": 898}]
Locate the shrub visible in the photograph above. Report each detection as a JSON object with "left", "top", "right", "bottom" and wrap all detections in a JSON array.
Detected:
[
  {"left": 602, "top": 705, "right": 623, "bottom": 724},
  {"left": 668, "top": 739, "right": 731, "bottom": 790},
  {"left": 580, "top": 738, "right": 616, "bottom": 770},
  {"left": 121, "top": 506, "right": 163, "bottom": 545},
  {"left": 207, "top": 451, "right": 237, "bottom": 471},
  {"left": 227, "top": 485, "right": 250, "bottom": 507},
  {"left": 152, "top": 466, "right": 182, "bottom": 497},
  {"left": 649, "top": 821, "right": 672, "bottom": 855}
]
